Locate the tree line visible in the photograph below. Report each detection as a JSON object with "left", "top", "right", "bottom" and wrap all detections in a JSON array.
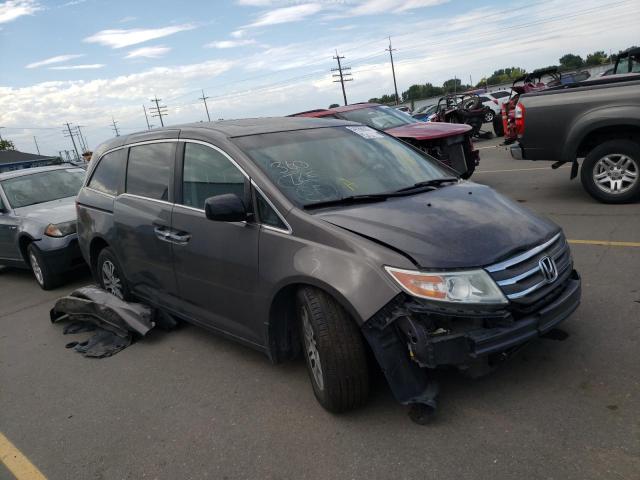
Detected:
[{"left": 367, "top": 47, "right": 634, "bottom": 104}]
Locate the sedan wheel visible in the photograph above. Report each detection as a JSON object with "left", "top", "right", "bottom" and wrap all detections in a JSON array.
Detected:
[
  {"left": 484, "top": 111, "right": 495, "bottom": 123},
  {"left": 29, "top": 251, "right": 44, "bottom": 286},
  {"left": 301, "top": 305, "right": 324, "bottom": 391}
]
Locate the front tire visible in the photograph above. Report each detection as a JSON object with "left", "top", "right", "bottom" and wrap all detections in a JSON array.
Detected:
[
  {"left": 28, "top": 244, "right": 60, "bottom": 290},
  {"left": 297, "top": 287, "right": 369, "bottom": 413},
  {"left": 580, "top": 139, "right": 640, "bottom": 203},
  {"left": 484, "top": 110, "right": 495, "bottom": 123},
  {"left": 96, "top": 247, "right": 131, "bottom": 300}
]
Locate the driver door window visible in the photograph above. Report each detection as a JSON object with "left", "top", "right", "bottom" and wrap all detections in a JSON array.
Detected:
[{"left": 180, "top": 142, "right": 245, "bottom": 209}]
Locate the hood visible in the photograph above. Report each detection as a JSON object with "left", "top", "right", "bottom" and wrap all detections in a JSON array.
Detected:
[
  {"left": 386, "top": 121, "right": 472, "bottom": 141},
  {"left": 316, "top": 183, "right": 559, "bottom": 269},
  {"left": 14, "top": 196, "right": 77, "bottom": 225}
]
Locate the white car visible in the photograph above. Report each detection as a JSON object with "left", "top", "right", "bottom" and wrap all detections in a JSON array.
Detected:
[{"left": 477, "top": 91, "right": 511, "bottom": 122}]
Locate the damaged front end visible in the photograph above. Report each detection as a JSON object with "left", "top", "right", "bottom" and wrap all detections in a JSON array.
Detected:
[
  {"left": 362, "top": 267, "right": 581, "bottom": 413},
  {"left": 404, "top": 134, "right": 479, "bottom": 179}
]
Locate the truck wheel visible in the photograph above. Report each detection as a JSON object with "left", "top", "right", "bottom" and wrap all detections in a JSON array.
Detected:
[
  {"left": 297, "top": 287, "right": 369, "bottom": 413},
  {"left": 493, "top": 115, "right": 504, "bottom": 137},
  {"left": 28, "top": 243, "right": 60, "bottom": 290},
  {"left": 96, "top": 247, "right": 131, "bottom": 300},
  {"left": 580, "top": 140, "right": 640, "bottom": 203}
]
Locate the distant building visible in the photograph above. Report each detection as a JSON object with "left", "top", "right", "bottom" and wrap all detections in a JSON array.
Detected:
[{"left": 0, "top": 150, "right": 62, "bottom": 173}]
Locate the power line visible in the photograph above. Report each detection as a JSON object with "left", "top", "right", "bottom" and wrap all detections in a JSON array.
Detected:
[
  {"left": 199, "top": 89, "right": 212, "bottom": 122},
  {"left": 385, "top": 36, "right": 400, "bottom": 105},
  {"left": 332, "top": 49, "right": 353, "bottom": 106},
  {"left": 149, "top": 97, "right": 168, "bottom": 127},
  {"left": 75, "top": 125, "right": 88, "bottom": 152}
]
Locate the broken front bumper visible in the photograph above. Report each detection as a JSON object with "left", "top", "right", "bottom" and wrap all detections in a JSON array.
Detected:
[{"left": 362, "top": 270, "right": 580, "bottom": 405}]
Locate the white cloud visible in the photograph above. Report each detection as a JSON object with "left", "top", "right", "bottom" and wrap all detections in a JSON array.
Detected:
[
  {"left": 26, "top": 54, "right": 84, "bottom": 69},
  {"left": 230, "top": 29, "right": 245, "bottom": 38},
  {"left": 125, "top": 45, "right": 171, "bottom": 58},
  {"left": 84, "top": 24, "right": 195, "bottom": 49},
  {"left": 245, "top": 3, "right": 322, "bottom": 27},
  {"left": 50, "top": 64, "right": 105, "bottom": 70},
  {"left": 0, "top": 0, "right": 40, "bottom": 24},
  {"left": 119, "top": 15, "right": 136, "bottom": 23},
  {"left": 205, "top": 39, "right": 256, "bottom": 49}
]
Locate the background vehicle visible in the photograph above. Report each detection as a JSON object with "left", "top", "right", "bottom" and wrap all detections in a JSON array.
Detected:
[
  {"left": 477, "top": 91, "right": 511, "bottom": 123},
  {"left": 412, "top": 104, "right": 437, "bottom": 121},
  {"left": 432, "top": 94, "right": 492, "bottom": 138},
  {"left": 611, "top": 46, "right": 640, "bottom": 75},
  {"left": 78, "top": 118, "right": 580, "bottom": 419},
  {"left": 291, "top": 103, "right": 479, "bottom": 178},
  {"left": 510, "top": 73, "right": 640, "bottom": 203},
  {"left": 0, "top": 165, "right": 86, "bottom": 289}
]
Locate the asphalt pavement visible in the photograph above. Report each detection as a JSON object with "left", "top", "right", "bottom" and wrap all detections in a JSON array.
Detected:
[{"left": 1, "top": 137, "right": 639, "bottom": 480}]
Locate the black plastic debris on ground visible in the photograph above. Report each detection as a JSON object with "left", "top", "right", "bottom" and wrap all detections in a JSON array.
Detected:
[{"left": 50, "top": 286, "right": 156, "bottom": 358}]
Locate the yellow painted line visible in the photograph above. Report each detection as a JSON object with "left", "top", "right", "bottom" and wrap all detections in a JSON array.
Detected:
[
  {"left": 475, "top": 165, "right": 570, "bottom": 173},
  {"left": 568, "top": 239, "right": 640, "bottom": 247},
  {"left": 0, "top": 432, "right": 46, "bottom": 480}
]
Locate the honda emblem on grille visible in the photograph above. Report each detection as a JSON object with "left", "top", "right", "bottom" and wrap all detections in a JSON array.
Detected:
[{"left": 539, "top": 256, "right": 558, "bottom": 283}]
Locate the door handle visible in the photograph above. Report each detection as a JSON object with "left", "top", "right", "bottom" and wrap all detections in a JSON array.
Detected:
[
  {"left": 168, "top": 231, "right": 191, "bottom": 245},
  {"left": 153, "top": 226, "right": 172, "bottom": 242}
]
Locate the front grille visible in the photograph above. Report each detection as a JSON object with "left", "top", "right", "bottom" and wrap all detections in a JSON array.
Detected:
[{"left": 485, "top": 233, "right": 572, "bottom": 306}]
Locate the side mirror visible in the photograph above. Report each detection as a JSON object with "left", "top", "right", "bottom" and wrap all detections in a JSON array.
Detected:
[{"left": 204, "top": 193, "right": 247, "bottom": 222}]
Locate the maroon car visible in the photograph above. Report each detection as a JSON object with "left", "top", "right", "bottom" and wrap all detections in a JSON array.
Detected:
[{"left": 291, "top": 103, "right": 479, "bottom": 178}]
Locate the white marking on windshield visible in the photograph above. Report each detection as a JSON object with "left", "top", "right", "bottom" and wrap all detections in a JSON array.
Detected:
[{"left": 345, "top": 126, "right": 383, "bottom": 139}]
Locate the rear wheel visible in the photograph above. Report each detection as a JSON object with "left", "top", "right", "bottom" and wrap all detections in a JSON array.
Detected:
[
  {"left": 28, "top": 244, "right": 60, "bottom": 290},
  {"left": 96, "top": 247, "right": 131, "bottom": 300},
  {"left": 580, "top": 139, "right": 640, "bottom": 203},
  {"left": 484, "top": 110, "right": 495, "bottom": 123},
  {"left": 297, "top": 287, "right": 369, "bottom": 413}
]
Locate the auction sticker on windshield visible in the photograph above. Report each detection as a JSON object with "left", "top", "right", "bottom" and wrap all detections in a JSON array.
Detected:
[{"left": 346, "top": 126, "right": 384, "bottom": 139}]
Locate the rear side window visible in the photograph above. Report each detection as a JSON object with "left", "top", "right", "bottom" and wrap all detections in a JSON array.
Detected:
[
  {"left": 491, "top": 91, "right": 510, "bottom": 98},
  {"left": 88, "top": 150, "right": 126, "bottom": 195},
  {"left": 126, "top": 143, "right": 175, "bottom": 201},
  {"left": 181, "top": 142, "right": 245, "bottom": 209},
  {"left": 478, "top": 96, "right": 490, "bottom": 102}
]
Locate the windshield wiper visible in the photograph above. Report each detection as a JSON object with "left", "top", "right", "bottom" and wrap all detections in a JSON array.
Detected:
[
  {"left": 303, "top": 194, "right": 390, "bottom": 210},
  {"left": 394, "top": 177, "right": 459, "bottom": 193}
]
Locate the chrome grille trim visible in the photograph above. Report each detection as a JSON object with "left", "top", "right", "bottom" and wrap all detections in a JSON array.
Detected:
[
  {"left": 486, "top": 233, "right": 562, "bottom": 273},
  {"left": 496, "top": 245, "right": 567, "bottom": 286}
]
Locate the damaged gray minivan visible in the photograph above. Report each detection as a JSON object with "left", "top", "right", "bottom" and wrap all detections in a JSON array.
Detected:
[{"left": 77, "top": 118, "right": 581, "bottom": 419}]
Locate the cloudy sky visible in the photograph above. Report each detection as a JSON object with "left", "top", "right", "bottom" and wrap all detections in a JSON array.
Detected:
[{"left": 0, "top": 0, "right": 638, "bottom": 155}]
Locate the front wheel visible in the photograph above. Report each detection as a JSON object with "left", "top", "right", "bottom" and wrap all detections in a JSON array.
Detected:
[
  {"left": 96, "top": 247, "right": 131, "bottom": 300},
  {"left": 28, "top": 244, "right": 60, "bottom": 290},
  {"left": 484, "top": 110, "right": 495, "bottom": 123},
  {"left": 297, "top": 287, "right": 369, "bottom": 413},
  {"left": 580, "top": 140, "right": 640, "bottom": 203}
]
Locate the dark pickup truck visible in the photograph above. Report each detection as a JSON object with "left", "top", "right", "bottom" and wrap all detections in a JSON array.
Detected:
[{"left": 509, "top": 73, "right": 640, "bottom": 203}]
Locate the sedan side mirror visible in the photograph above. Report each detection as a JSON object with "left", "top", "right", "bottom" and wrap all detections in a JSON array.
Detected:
[{"left": 204, "top": 193, "right": 247, "bottom": 222}]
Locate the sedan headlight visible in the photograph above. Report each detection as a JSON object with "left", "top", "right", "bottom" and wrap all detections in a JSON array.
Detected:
[
  {"left": 385, "top": 266, "right": 507, "bottom": 304},
  {"left": 45, "top": 221, "right": 77, "bottom": 237}
]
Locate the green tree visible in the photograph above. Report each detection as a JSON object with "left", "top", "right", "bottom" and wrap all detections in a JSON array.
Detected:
[
  {"left": 477, "top": 67, "right": 526, "bottom": 87},
  {"left": 328, "top": 103, "right": 339, "bottom": 108},
  {"left": 585, "top": 51, "right": 608, "bottom": 66},
  {"left": 559, "top": 53, "right": 584, "bottom": 70},
  {"left": 0, "top": 139, "right": 15, "bottom": 151}
]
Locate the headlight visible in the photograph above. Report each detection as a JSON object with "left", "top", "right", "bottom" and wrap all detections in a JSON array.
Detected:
[
  {"left": 45, "top": 221, "right": 77, "bottom": 237},
  {"left": 385, "top": 266, "right": 507, "bottom": 304}
]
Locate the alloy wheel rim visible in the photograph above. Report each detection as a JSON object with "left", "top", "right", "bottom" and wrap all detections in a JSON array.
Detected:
[
  {"left": 593, "top": 154, "right": 638, "bottom": 194},
  {"left": 29, "top": 252, "right": 44, "bottom": 286},
  {"left": 301, "top": 306, "right": 324, "bottom": 391},
  {"left": 101, "top": 260, "right": 123, "bottom": 299}
]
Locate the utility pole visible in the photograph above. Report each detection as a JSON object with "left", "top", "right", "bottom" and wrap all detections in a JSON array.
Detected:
[
  {"left": 111, "top": 117, "right": 120, "bottom": 137},
  {"left": 199, "top": 89, "right": 212, "bottom": 122},
  {"left": 332, "top": 50, "right": 353, "bottom": 106},
  {"left": 149, "top": 97, "right": 168, "bottom": 127},
  {"left": 76, "top": 125, "right": 88, "bottom": 152},
  {"left": 143, "top": 105, "right": 153, "bottom": 130},
  {"left": 63, "top": 122, "right": 80, "bottom": 160},
  {"left": 385, "top": 37, "right": 400, "bottom": 105},
  {"left": 0, "top": 127, "right": 4, "bottom": 141},
  {"left": 33, "top": 136, "right": 40, "bottom": 155}
]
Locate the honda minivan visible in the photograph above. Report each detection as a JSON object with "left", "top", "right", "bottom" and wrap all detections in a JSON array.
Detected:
[{"left": 77, "top": 118, "right": 581, "bottom": 416}]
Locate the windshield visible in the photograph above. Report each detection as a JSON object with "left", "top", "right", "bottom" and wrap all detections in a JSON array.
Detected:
[
  {"left": 1, "top": 168, "right": 85, "bottom": 208},
  {"left": 234, "top": 126, "right": 452, "bottom": 207},
  {"left": 414, "top": 104, "right": 435, "bottom": 114},
  {"left": 338, "top": 105, "right": 416, "bottom": 130}
]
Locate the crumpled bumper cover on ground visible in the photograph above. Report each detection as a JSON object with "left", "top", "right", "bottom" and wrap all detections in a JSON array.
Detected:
[{"left": 362, "top": 270, "right": 581, "bottom": 406}]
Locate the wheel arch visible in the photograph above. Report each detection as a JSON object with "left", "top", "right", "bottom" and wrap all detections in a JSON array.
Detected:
[
  {"left": 88, "top": 236, "right": 110, "bottom": 273},
  {"left": 18, "top": 233, "right": 35, "bottom": 264},
  {"left": 265, "top": 277, "right": 364, "bottom": 364}
]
